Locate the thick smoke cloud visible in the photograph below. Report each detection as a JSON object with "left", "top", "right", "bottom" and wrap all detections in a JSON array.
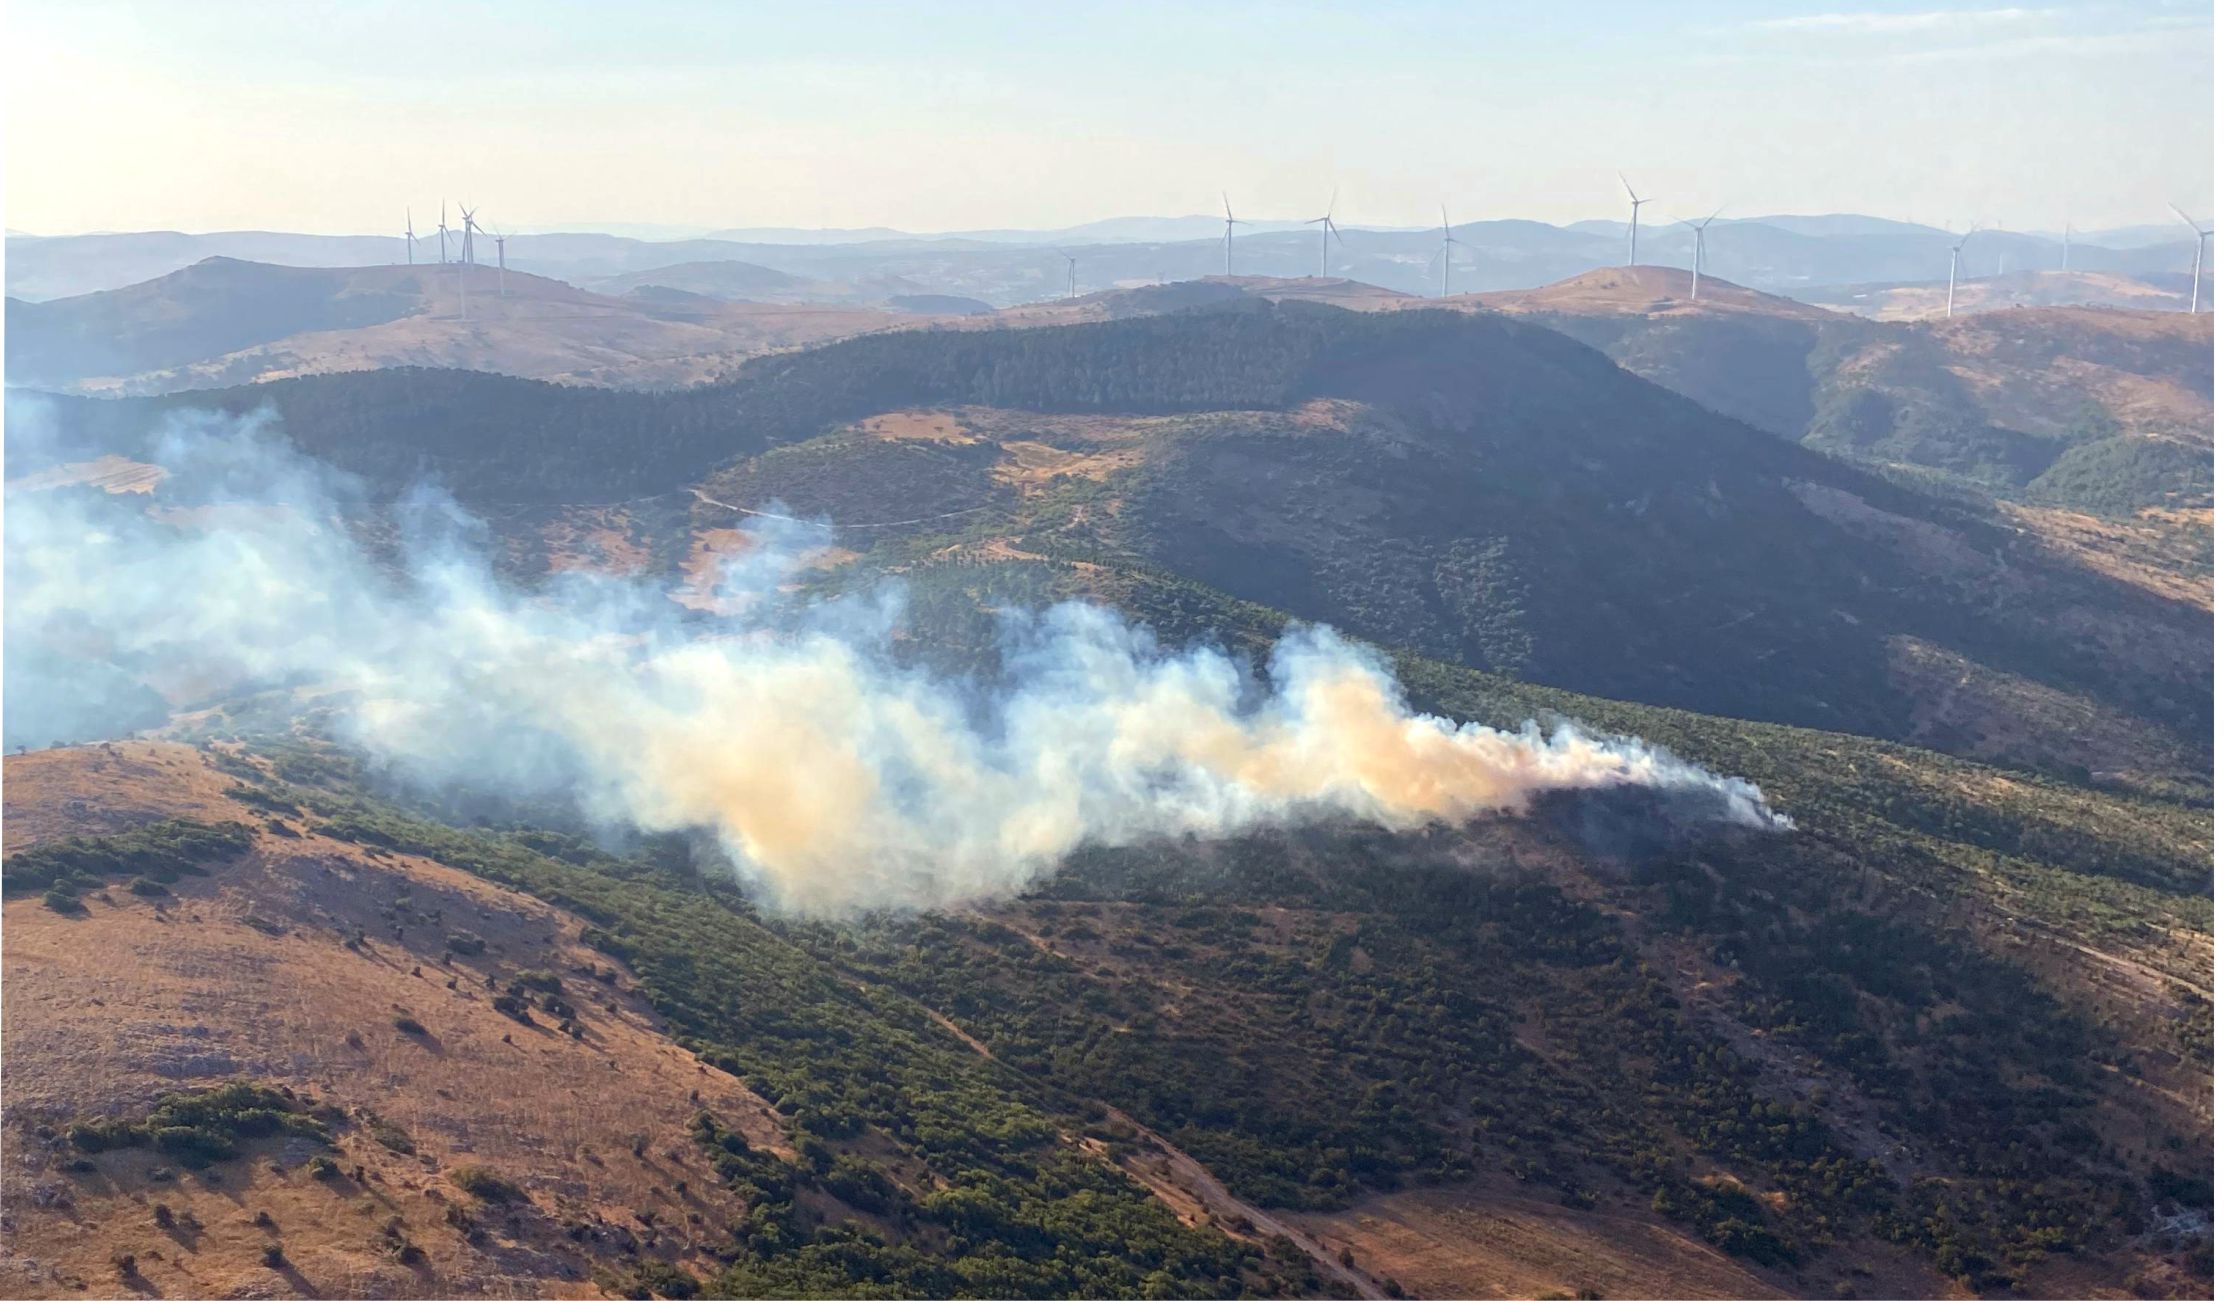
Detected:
[{"left": 5, "top": 406, "right": 1788, "bottom": 913}]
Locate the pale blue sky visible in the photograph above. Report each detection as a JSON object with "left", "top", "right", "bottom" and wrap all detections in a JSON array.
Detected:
[{"left": 6, "top": 1, "right": 2214, "bottom": 235}]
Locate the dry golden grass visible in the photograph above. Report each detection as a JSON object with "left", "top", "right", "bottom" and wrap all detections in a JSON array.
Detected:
[
  {"left": 1, "top": 743, "right": 786, "bottom": 1299},
  {"left": 539, "top": 507, "right": 652, "bottom": 578},
  {"left": 7, "top": 455, "right": 169, "bottom": 495},
  {"left": 1460, "top": 267, "right": 1837, "bottom": 322},
  {"left": 3, "top": 741, "right": 242, "bottom": 851},
  {"left": 2005, "top": 504, "right": 2213, "bottom": 608},
  {"left": 1813, "top": 273, "right": 2187, "bottom": 322},
  {"left": 1290, "top": 1180, "right": 1796, "bottom": 1301},
  {"left": 856, "top": 410, "right": 977, "bottom": 443},
  {"left": 991, "top": 440, "right": 1146, "bottom": 489}
]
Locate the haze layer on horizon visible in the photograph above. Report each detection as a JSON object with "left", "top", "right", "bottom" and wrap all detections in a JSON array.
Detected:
[{"left": 6, "top": 0, "right": 2214, "bottom": 238}]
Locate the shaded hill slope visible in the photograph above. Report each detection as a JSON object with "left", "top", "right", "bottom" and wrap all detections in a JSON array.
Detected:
[
  {"left": 19, "top": 301, "right": 2208, "bottom": 777},
  {"left": 1468, "top": 268, "right": 2213, "bottom": 513}
]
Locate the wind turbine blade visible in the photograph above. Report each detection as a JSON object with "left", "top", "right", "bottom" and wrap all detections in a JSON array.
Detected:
[
  {"left": 2169, "top": 203, "right": 2203, "bottom": 231},
  {"left": 1224, "top": 192, "right": 1233, "bottom": 220}
]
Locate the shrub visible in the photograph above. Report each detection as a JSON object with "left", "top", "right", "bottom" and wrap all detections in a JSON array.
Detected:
[
  {"left": 392, "top": 1015, "right": 428, "bottom": 1037},
  {"left": 511, "top": 969, "right": 564, "bottom": 994},
  {"left": 65, "top": 1083, "right": 329, "bottom": 1169},
  {"left": 5, "top": 819, "right": 252, "bottom": 898},
  {"left": 628, "top": 1260, "right": 701, "bottom": 1299},
  {"left": 450, "top": 1164, "right": 526, "bottom": 1203}
]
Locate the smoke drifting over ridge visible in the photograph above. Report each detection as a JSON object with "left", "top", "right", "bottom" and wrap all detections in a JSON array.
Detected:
[{"left": 5, "top": 407, "right": 1788, "bottom": 913}]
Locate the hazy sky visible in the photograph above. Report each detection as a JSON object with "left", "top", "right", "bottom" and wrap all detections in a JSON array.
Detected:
[{"left": 7, "top": 0, "right": 2214, "bottom": 236}]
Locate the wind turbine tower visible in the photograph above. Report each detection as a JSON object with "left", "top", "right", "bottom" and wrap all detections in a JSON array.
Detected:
[
  {"left": 459, "top": 206, "right": 480, "bottom": 266},
  {"left": 1221, "top": 194, "right": 1248, "bottom": 276},
  {"left": 493, "top": 229, "right": 508, "bottom": 297},
  {"left": 1308, "top": 191, "right": 1342, "bottom": 278},
  {"left": 1945, "top": 227, "right": 1977, "bottom": 318},
  {"left": 438, "top": 202, "right": 450, "bottom": 264},
  {"left": 2170, "top": 204, "right": 2212, "bottom": 314},
  {"left": 2060, "top": 220, "right": 2071, "bottom": 272},
  {"left": 402, "top": 209, "right": 416, "bottom": 266},
  {"left": 1677, "top": 208, "right": 1723, "bottom": 301},
  {"left": 1431, "top": 205, "right": 1468, "bottom": 298},
  {"left": 1619, "top": 173, "right": 1650, "bottom": 267},
  {"left": 1055, "top": 250, "right": 1077, "bottom": 299}
]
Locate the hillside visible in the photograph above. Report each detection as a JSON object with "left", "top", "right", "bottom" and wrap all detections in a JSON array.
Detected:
[
  {"left": 7, "top": 293, "right": 2214, "bottom": 1298},
  {"left": 0, "top": 743, "right": 1324, "bottom": 1299},
  {"left": 5, "top": 258, "right": 923, "bottom": 394},
  {"left": 2, "top": 581, "right": 2208, "bottom": 1299},
  {"left": 1462, "top": 268, "right": 2214, "bottom": 515},
  {"left": 1801, "top": 270, "right": 2199, "bottom": 321},
  {"left": 21, "top": 302, "right": 2210, "bottom": 787}
]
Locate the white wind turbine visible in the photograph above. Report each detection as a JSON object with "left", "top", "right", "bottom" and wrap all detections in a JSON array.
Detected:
[
  {"left": 437, "top": 201, "right": 451, "bottom": 264},
  {"left": 1619, "top": 173, "right": 1650, "bottom": 267},
  {"left": 1945, "top": 226, "right": 1978, "bottom": 318},
  {"left": 1429, "top": 205, "right": 1469, "bottom": 298},
  {"left": 1221, "top": 193, "right": 1249, "bottom": 276},
  {"left": 402, "top": 209, "right": 416, "bottom": 265},
  {"left": 2169, "top": 204, "right": 2211, "bottom": 314},
  {"left": 1055, "top": 249, "right": 1078, "bottom": 299},
  {"left": 492, "top": 228, "right": 508, "bottom": 298},
  {"left": 459, "top": 205, "right": 480, "bottom": 266},
  {"left": 1307, "top": 190, "right": 1342, "bottom": 278},
  {"left": 1676, "top": 208, "right": 1724, "bottom": 301}
]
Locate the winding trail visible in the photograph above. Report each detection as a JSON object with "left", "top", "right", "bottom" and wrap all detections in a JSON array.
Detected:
[{"left": 686, "top": 486, "right": 998, "bottom": 532}]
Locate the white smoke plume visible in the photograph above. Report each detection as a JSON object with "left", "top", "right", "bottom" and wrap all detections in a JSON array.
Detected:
[{"left": 5, "top": 407, "right": 1788, "bottom": 913}]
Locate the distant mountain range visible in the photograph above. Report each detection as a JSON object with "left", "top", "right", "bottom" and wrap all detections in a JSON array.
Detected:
[
  {"left": 11, "top": 257, "right": 2210, "bottom": 522},
  {"left": 4, "top": 257, "right": 918, "bottom": 393},
  {"left": 9, "top": 215, "right": 2206, "bottom": 305}
]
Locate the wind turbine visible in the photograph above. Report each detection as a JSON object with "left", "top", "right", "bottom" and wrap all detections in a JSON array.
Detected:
[
  {"left": 459, "top": 205, "right": 480, "bottom": 266},
  {"left": 1619, "top": 173, "right": 1650, "bottom": 267},
  {"left": 437, "top": 201, "right": 450, "bottom": 265},
  {"left": 1945, "top": 226, "right": 1977, "bottom": 318},
  {"left": 2060, "top": 220, "right": 2071, "bottom": 273},
  {"left": 1055, "top": 249, "right": 1077, "bottom": 299},
  {"left": 492, "top": 228, "right": 508, "bottom": 297},
  {"left": 402, "top": 209, "right": 416, "bottom": 266},
  {"left": 1676, "top": 208, "right": 1724, "bottom": 301},
  {"left": 2169, "top": 204, "right": 2211, "bottom": 314},
  {"left": 1429, "top": 205, "right": 1468, "bottom": 298},
  {"left": 1307, "top": 190, "right": 1342, "bottom": 279},
  {"left": 1221, "top": 193, "right": 1249, "bottom": 276}
]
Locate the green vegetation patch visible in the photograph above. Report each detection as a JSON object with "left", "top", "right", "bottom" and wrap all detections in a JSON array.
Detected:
[
  {"left": 5, "top": 817, "right": 253, "bottom": 899},
  {"left": 66, "top": 1082, "right": 332, "bottom": 1169}
]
